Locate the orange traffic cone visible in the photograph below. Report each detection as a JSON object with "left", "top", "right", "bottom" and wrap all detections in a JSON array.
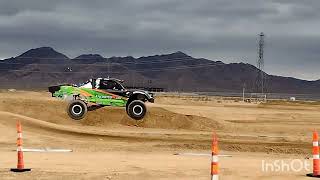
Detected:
[
  {"left": 10, "top": 120, "right": 31, "bottom": 172},
  {"left": 211, "top": 132, "right": 219, "bottom": 180},
  {"left": 307, "top": 130, "right": 320, "bottom": 177}
]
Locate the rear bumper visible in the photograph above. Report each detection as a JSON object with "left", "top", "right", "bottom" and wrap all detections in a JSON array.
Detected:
[
  {"left": 48, "top": 84, "right": 73, "bottom": 96},
  {"left": 48, "top": 86, "right": 61, "bottom": 96}
]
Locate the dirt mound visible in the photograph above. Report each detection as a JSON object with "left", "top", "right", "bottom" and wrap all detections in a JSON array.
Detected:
[
  {"left": 0, "top": 98, "right": 74, "bottom": 125},
  {"left": 84, "top": 106, "right": 221, "bottom": 131},
  {"left": 0, "top": 98, "right": 221, "bottom": 131}
]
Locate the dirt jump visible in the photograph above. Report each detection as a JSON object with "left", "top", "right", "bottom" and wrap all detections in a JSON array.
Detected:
[{"left": 0, "top": 91, "right": 319, "bottom": 179}]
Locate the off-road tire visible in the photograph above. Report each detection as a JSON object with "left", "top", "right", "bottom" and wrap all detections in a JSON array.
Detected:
[
  {"left": 67, "top": 100, "right": 87, "bottom": 120},
  {"left": 126, "top": 100, "right": 146, "bottom": 120}
]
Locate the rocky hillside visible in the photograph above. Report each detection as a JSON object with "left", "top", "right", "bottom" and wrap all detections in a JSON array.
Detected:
[{"left": 0, "top": 47, "right": 319, "bottom": 94}]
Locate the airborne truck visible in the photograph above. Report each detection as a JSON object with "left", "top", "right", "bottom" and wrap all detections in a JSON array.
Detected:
[{"left": 48, "top": 78, "right": 154, "bottom": 120}]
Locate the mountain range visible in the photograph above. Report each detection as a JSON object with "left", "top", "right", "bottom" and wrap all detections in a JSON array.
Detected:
[{"left": 0, "top": 47, "right": 319, "bottom": 94}]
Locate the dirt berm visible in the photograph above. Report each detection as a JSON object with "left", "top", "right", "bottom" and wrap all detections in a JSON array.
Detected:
[{"left": 0, "top": 98, "right": 221, "bottom": 131}]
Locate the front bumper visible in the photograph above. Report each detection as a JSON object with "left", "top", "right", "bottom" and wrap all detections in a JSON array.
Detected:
[{"left": 148, "top": 98, "right": 155, "bottom": 103}]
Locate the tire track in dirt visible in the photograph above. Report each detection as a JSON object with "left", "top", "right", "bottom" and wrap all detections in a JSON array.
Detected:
[
  {"left": 0, "top": 110, "right": 310, "bottom": 154},
  {"left": 0, "top": 111, "right": 215, "bottom": 142}
]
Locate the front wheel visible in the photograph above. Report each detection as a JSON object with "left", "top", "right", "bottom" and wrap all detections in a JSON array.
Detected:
[
  {"left": 67, "top": 100, "right": 88, "bottom": 120},
  {"left": 126, "top": 100, "right": 147, "bottom": 120}
]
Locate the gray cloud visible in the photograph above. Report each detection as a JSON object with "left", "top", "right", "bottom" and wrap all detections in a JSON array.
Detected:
[{"left": 0, "top": 0, "right": 319, "bottom": 80}]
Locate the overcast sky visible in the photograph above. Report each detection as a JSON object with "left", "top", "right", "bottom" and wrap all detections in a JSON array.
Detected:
[{"left": 0, "top": 0, "right": 319, "bottom": 80}]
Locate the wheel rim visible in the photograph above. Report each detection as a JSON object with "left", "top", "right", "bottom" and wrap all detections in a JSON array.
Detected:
[
  {"left": 72, "top": 104, "right": 83, "bottom": 115},
  {"left": 133, "top": 105, "right": 143, "bottom": 116}
]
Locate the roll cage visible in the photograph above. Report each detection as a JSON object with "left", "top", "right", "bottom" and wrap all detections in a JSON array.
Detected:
[{"left": 79, "top": 78, "right": 125, "bottom": 91}]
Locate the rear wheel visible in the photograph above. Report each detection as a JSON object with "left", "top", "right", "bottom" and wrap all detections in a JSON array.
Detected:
[
  {"left": 67, "top": 100, "right": 87, "bottom": 120},
  {"left": 126, "top": 100, "right": 146, "bottom": 120}
]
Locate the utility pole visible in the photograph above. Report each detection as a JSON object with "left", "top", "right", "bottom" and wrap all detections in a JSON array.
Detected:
[
  {"left": 107, "top": 58, "right": 110, "bottom": 78},
  {"left": 242, "top": 83, "right": 246, "bottom": 102}
]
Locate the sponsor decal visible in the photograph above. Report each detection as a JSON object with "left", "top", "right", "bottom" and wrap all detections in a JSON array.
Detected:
[{"left": 95, "top": 95, "right": 112, "bottom": 99}]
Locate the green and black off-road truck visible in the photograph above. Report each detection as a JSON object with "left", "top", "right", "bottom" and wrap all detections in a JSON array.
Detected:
[{"left": 48, "top": 78, "right": 154, "bottom": 120}]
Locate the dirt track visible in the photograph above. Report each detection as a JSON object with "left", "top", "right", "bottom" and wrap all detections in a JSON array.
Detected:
[{"left": 0, "top": 91, "right": 319, "bottom": 179}]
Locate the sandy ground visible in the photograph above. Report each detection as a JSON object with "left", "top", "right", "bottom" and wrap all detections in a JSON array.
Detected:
[{"left": 0, "top": 91, "right": 319, "bottom": 179}]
